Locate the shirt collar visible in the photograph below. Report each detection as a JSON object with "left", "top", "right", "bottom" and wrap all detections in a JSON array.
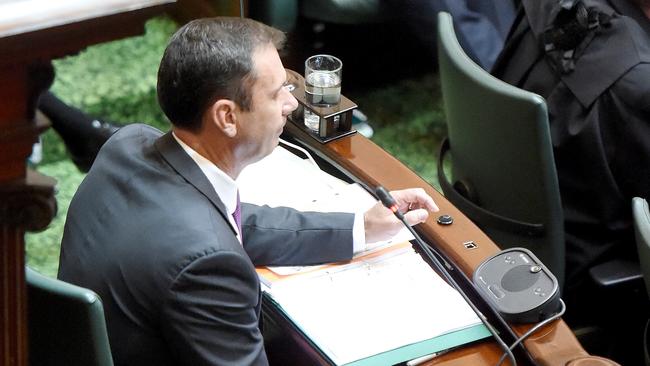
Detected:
[{"left": 172, "top": 132, "right": 239, "bottom": 225}]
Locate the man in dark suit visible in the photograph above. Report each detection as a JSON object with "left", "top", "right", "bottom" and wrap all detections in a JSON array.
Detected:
[{"left": 58, "top": 17, "right": 438, "bottom": 366}]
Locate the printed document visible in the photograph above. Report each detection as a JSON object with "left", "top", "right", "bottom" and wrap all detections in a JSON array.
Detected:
[
  {"left": 260, "top": 246, "right": 484, "bottom": 365},
  {"left": 242, "top": 146, "right": 488, "bottom": 365}
]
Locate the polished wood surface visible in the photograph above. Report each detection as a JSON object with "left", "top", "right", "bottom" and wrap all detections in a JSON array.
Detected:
[
  {"left": 282, "top": 123, "right": 618, "bottom": 366},
  {"left": 274, "top": 71, "right": 619, "bottom": 365},
  {"left": 0, "top": 0, "right": 174, "bottom": 68},
  {"left": 0, "top": 1, "right": 173, "bottom": 365},
  {"left": 0, "top": 0, "right": 173, "bottom": 38}
]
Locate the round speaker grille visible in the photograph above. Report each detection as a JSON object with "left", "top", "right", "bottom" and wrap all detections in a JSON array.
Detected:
[{"left": 501, "top": 265, "right": 540, "bottom": 292}]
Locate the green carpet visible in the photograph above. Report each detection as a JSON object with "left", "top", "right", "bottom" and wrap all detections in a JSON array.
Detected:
[{"left": 25, "top": 16, "right": 446, "bottom": 277}]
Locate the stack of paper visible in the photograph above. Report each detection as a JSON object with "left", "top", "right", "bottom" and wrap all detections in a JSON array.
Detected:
[
  {"left": 259, "top": 244, "right": 489, "bottom": 365},
  {"left": 238, "top": 146, "right": 414, "bottom": 243},
  {"left": 240, "top": 145, "right": 490, "bottom": 365}
]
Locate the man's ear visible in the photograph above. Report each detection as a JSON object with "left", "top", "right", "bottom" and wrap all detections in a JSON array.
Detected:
[{"left": 209, "top": 99, "right": 238, "bottom": 137}]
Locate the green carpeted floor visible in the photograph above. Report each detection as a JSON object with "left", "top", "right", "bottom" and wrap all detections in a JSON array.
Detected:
[{"left": 25, "top": 16, "right": 446, "bottom": 277}]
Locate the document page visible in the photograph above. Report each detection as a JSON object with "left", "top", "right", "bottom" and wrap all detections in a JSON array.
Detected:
[
  {"left": 244, "top": 145, "right": 488, "bottom": 364},
  {"left": 267, "top": 248, "right": 482, "bottom": 365},
  {"left": 237, "top": 145, "right": 349, "bottom": 210},
  {"left": 238, "top": 146, "right": 414, "bottom": 276}
]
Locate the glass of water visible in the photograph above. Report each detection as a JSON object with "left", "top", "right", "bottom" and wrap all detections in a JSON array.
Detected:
[
  {"left": 305, "top": 54, "right": 342, "bottom": 106},
  {"left": 304, "top": 54, "right": 342, "bottom": 132}
]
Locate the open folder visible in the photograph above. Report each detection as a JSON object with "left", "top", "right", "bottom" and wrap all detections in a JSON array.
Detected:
[
  {"left": 240, "top": 146, "right": 490, "bottom": 365},
  {"left": 257, "top": 242, "right": 489, "bottom": 366}
]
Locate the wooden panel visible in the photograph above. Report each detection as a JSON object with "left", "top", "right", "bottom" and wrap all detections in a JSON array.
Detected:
[
  {"left": 0, "top": 2, "right": 175, "bottom": 65},
  {"left": 280, "top": 110, "right": 618, "bottom": 365},
  {"left": 0, "top": 171, "right": 56, "bottom": 366},
  {"left": 0, "top": 0, "right": 175, "bottom": 38},
  {"left": 0, "top": 2, "right": 174, "bottom": 365},
  {"left": 0, "top": 227, "right": 27, "bottom": 366}
]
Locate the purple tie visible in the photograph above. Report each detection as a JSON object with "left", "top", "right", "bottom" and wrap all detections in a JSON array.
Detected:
[{"left": 233, "top": 191, "right": 242, "bottom": 239}]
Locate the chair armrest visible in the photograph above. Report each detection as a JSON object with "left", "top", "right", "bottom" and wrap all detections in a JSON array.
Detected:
[{"left": 589, "top": 259, "right": 643, "bottom": 288}]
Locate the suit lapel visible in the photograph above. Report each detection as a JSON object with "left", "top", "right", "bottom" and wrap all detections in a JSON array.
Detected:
[{"left": 154, "top": 132, "right": 237, "bottom": 237}]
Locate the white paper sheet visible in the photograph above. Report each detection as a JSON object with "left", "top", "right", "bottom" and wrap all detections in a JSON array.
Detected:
[
  {"left": 268, "top": 249, "right": 481, "bottom": 365},
  {"left": 238, "top": 146, "right": 414, "bottom": 277},
  {"left": 247, "top": 146, "right": 485, "bottom": 365}
]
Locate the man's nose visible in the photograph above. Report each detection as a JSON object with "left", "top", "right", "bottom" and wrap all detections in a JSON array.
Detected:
[{"left": 285, "top": 92, "right": 299, "bottom": 114}]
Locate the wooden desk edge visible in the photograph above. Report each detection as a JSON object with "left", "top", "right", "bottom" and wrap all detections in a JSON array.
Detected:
[
  {"left": 0, "top": 1, "right": 176, "bottom": 64},
  {"left": 282, "top": 121, "right": 612, "bottom": 366}
]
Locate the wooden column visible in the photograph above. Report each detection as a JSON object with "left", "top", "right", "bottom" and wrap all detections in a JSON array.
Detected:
[
  {"left": 0, "top": 3, "right": 175, "bottom": 364},
  {"left": 0, "top": 61, "right": 57, "bottom": 366}
]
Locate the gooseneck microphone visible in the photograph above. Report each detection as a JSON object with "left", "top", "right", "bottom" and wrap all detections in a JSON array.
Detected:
[
  {"left": 374, "top": 186, "right": 518, "bottom": 366},
  {"left": 375, "top": 186, "right": 404, "bottom": 220}
]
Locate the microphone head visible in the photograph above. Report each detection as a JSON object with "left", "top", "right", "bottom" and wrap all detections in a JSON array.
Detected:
[{"left": 375, "top": 186, "right": 398, "bottom": 212}]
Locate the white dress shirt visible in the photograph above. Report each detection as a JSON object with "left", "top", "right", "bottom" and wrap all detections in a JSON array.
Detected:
[
  {"left": 173, "top": 133, "right": 241, "bottom": 242},
  {"left": 172, "top": 133, "right": 366, "bottom": 252}
]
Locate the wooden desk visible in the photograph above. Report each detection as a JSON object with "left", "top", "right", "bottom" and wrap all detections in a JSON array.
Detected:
[
  {"left": 264, "top": 117, "right": 618, "bottom": 365},
  {"left": 0, "top": 1, "right": 173, "bottom": 365}
]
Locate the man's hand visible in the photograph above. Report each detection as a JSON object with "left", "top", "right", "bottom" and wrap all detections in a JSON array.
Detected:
[{"left": 364, "top": 188, "right": 439, "bottom": 243}]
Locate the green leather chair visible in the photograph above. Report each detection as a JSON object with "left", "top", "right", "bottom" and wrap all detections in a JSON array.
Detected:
[
  {"left": 633, "top": 197, "right": 650, "bottom": 366},
  {"left": 435, "top": 11, "right": 565, "bottom": 288},
  {"left": 633, "top": 197, "right": 650, "bottom": 297},
  {"left": 26, "top": 267, "right": 113, "bottom": 366}
]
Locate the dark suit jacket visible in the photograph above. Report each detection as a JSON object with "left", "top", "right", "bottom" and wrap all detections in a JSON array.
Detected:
[
  {"left": 388, "top": 0, "right": 516, "bottom": 71},
  {"left": 492, "top": 0, "right": 650, "bottom": 289},
  {"left": 58, "top": 124, "right": 355, "bottom": 366}
]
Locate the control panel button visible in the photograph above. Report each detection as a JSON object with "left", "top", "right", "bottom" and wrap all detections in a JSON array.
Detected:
[
  {"left": 488, "top": 284, "right": 505, "bottom": 299},
  {"left": 437, "top": 215, "right": 454, "bottom": 225}
]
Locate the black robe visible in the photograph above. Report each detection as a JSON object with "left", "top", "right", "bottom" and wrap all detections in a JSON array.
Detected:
[{"left": 492, "top": 0, "right": 650, "bottom": 291}]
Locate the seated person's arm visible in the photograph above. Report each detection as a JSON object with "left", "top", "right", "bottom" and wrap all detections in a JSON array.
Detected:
[
  {"left": 242, "top": 188, "right": 438, "bottom": 266},
  {"left": 162, "top": 251, "right": 267, "bottom": 366},
  {"left": 242, "top": 205, "right": 355, "bottom": 266}
]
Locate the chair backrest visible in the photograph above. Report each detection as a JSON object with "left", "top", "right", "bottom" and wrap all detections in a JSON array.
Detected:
[
  {"left": 26, "top": 267, "right": 114, "bottom": 366},
  {"left": 633, "top": 197, "right": 650, "bottom": 299},
  {"left": 632, "top": 197, "right": 650, "bottom": 366},
  {"left": 436, "top": 12, "right": 565, "bottom": 287}
]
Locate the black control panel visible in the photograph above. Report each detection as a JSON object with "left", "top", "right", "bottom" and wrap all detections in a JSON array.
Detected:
[{"left": 473, "top": 248, "right": 561, "bottom": 323}]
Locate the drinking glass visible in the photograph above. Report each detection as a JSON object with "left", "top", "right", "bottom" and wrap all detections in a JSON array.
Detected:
[
  {"left": 304, "top": 54, "right": 342, "bottom": 132},
  {"left": 304, "top": 54, "right": 342, "bottom": 106}
]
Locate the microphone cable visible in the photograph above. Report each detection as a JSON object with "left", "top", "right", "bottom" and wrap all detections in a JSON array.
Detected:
[
  {"left": 495, "top": 299, "right": 566, "bottom": 366},
  {"left": 374, "top": 186, "right": 517, "bottom": 366},
  {"left": 279, "top": 137, "right": 320, "bottom": 168}
]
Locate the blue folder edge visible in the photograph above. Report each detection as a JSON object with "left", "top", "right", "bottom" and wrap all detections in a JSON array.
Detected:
[{"left": 265, "top": 293, "right": 491, "bottom": 366}]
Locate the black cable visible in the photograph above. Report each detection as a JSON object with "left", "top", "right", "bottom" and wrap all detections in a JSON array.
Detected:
[
  {"left": 374, "top": 186, "right": 517, "bottom": 366},
  {"left": 495, "top": 299, "right": 566, "bottom": 366}
]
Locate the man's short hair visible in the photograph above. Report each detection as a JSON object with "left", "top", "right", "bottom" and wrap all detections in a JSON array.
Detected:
[{"left": 157, "top": 17, "right": 285, "bottom": 131}]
